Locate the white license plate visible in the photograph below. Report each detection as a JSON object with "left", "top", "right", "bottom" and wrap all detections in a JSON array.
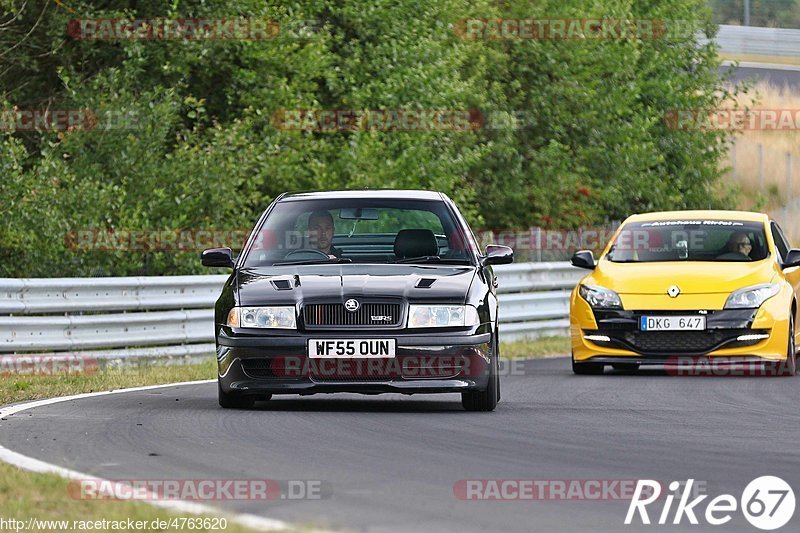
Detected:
[
  {"left": 640, "top": 316, "right": 706, "bottom": 331},
  {"left": 308, "top": 339, "right": 396, "bottom": 358}
]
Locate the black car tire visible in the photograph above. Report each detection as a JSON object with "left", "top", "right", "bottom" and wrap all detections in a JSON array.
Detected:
[
  {"left": 218, "top": 379, "right": 258, "bottom": 409},
  {"left": 572, "top": 354, "right": 604, "bottom": 375},
  {"left": 461, "top": 339, "right": 499, "bottom": 412},
  {"left": 767, "top": 312, "right": 797, "bottom": 377}
]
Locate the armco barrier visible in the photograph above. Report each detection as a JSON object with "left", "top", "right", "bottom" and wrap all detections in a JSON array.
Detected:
[
  {"left": 0, "top": 263, "right": 585, "bottom": 360},
  {"left": 715, "top": 24, "right": 800, "bottom": 58}
]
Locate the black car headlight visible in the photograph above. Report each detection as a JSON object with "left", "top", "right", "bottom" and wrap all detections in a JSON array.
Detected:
[
  {"left": 579, "top": 284, "right": 623, "bottom": 309},
  {"left": 407, "top": 305, "right": 479, "bottom": 328},
  {"left": 227, "top": 306, "right": 297, "bottom": 329}
]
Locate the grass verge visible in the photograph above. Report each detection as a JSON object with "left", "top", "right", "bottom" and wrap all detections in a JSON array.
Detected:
[
  {"left": 0, "top": 463, "right": 266, "bottom": 532},
  {"left": 501, "top": 336, "right": 570, "bottom": 359},
  {"left": 0, "top": 359, "right": 217, "bottom": 406}
]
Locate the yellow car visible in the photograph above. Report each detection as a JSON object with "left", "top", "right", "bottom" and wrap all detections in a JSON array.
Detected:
[{"left": 569, "top": 210, "right": 800, "bottom": 376}]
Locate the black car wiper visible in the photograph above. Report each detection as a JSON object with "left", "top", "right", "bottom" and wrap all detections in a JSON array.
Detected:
[
  {"left": 272, "top": 258, "right": 352, "bottom": 266},
  {"left": 393, "top": 256, "right": 470, "bottom": 264}
]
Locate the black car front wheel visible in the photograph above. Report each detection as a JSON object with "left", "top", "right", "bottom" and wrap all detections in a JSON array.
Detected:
[
  {"left": 462, "top": 341, "right": 499, "bottom": 412},
  {"left": 218, "top": 380, "right": 261, "bottom": 409}
]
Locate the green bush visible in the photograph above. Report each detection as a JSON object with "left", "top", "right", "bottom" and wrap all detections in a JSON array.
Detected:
[{"left": 0, "top": 0, "right": 739, "bottom": 276}]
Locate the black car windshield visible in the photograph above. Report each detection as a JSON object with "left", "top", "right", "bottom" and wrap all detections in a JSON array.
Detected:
[
  {"left": 605, "top": 219, "right": 769, "bottom": 263},
  {"left": 241, "top": 198, "right": 477, "bottom": 267}
]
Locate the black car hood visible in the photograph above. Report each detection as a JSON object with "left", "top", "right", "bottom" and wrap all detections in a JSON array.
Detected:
[{"left": 236, "top": 264, "right": 476, "bottom": 306}]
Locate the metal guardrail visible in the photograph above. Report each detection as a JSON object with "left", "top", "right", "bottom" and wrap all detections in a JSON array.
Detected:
[
  {"left": 716, "top": 24, "right": 800, "bottom": 57},
  {"left": 0, "top": 263, "right": 586, "bottom": 359}
]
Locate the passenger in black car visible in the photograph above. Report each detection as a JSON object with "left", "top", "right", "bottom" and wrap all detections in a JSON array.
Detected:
[{"left": 308, "top": 210, "right": 343, "bottom": 258}]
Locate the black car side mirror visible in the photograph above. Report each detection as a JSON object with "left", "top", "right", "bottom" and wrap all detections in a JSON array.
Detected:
[
  {"left": 783, "top": 249, "right": 800, "bottom": 269},
  {"left": 571, "top": 250, "right": 596, "bottom": 270},
  {"left": 202, "top": 247, "right": 235, "bottom": 268},
  {"left": 482, "top": 245, "right": 514, "bottom": 266}
]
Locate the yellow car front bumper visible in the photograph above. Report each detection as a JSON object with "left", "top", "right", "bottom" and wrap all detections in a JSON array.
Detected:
[{"left": 570, "top": 285, "right": 792, "bottom": 364}]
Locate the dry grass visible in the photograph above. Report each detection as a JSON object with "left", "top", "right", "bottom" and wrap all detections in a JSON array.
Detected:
[
  {"left": 724, "top": 81, "right": 800, "bottom": 242},
  {"left": 719, "top": 53, "right": 800, "bottom": 67}
]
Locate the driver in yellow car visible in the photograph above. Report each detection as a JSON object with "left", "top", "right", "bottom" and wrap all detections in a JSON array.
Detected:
[
  {"left": 308, "top": 210, "right": 343, "bottom": 258},
  {"left": 716, "top": 231, "right": 753, "bottom": 261}
]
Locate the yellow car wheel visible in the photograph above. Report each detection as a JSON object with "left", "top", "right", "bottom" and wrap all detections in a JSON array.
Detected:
[
  {"left": 767, "top": 312, "right": 797, "bottom": 377},
  {"left": 571, "top": 353, "right": 603, "bottom": 375}
]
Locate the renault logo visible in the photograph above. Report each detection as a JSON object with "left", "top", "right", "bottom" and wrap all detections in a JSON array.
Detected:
[
  {"left": 344, "top": 299, "right": 360, "bottom": 312},
  {"left": 667, "top": 285, "right": 681, "bottom": 298}
]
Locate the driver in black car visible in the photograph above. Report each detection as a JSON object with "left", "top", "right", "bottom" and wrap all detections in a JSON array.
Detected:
[{"left": 308, "top": 210, "right": 342, "bottom": 258}]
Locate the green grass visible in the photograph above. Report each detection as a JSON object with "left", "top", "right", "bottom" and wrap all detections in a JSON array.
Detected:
[
  {"left": 501, "top": 336, "right": 570, "bottom": 359},
  {"left": 0, "top": 359, "right": 217, "bottom": 406},
  {"left": 0, "top": 462, "right": 271, "bottom": 532}
]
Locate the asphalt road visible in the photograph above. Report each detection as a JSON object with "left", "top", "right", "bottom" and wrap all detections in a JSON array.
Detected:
[
  {"left": 1, "top": 357, "right": 798, "bottom": 532},
  {"left": 721, "top": 63, "right": 800, "bottom": 89}
]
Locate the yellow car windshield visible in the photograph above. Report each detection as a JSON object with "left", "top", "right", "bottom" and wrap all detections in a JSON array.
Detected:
[{"left": 606, "top": 220, "right": 768, "bottom": 263}]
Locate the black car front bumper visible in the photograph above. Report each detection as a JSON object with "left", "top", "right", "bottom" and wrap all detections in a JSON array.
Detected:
[{"left": 216, "top": 329, "right": 494, "bottom": 397}]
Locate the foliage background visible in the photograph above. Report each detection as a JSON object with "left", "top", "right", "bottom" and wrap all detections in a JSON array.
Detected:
[
  {"left": 708, "top": 0, "right": 800, "bottom": 28},
  {"left": 0, "top": 0, "right": 738, "bottom": 276}
]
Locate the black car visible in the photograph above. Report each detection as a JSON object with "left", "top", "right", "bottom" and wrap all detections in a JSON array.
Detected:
[{"left": 202, "top": 190, "right": 513, "bottom": 411}]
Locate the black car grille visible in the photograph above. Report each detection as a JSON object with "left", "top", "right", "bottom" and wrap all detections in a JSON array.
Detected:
[{"left": 303, "top": 303, "right": 402, "bottom": 328}]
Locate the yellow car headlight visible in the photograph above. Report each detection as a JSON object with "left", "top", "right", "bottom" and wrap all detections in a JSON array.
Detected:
[
  {"left": 578, "top": 284, "right": 622, "bottom": 309},
  {"left": 724, "top": 283, "right": 780, "bottom": 309}
]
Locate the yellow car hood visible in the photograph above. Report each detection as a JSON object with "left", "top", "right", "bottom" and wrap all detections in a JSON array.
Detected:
[{"left": 587, "top": 259, "right": 775, "bottom": 295}]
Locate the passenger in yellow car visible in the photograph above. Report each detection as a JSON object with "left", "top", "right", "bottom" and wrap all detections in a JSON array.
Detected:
[{"left": 716, "top": 232, "right": 753, "bottom": 261}]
